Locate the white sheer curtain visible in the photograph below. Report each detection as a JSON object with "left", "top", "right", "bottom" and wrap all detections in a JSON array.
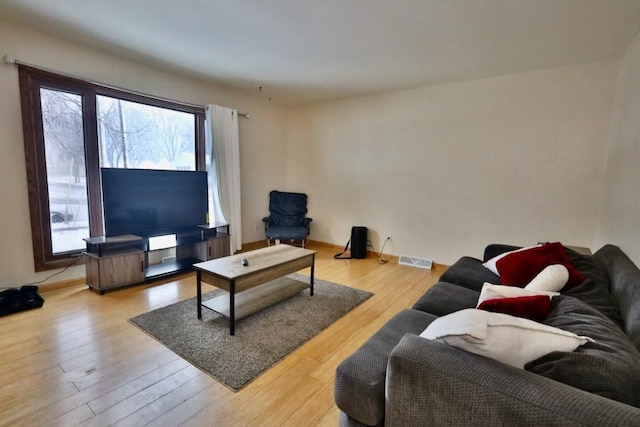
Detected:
[{"left": 205, "top": 104, "right": 242, "bottom": 253}]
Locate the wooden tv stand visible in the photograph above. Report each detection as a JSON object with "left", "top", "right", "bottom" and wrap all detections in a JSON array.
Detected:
[{"left": 84, "top": 223, "right": 230, "bottom": 294}]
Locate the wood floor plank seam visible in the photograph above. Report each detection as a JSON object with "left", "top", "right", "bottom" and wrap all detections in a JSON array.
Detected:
[
  {"left": 12, "top": 351, "right": 182, "bottom": 426},
  {"left": 86, "top": 358, "right": 193, "bottom": 415},
  {"left": 0, "top": 245, "right": 442, "bottom": 426}
]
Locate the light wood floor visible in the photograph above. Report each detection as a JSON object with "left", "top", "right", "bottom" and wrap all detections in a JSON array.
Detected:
[{"left": 0, "top": 245, "right": 444, "bottom": 427}]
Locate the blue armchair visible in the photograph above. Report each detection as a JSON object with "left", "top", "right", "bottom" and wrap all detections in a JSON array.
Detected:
[{"left": 262, "top": 190, "right": 312, "bottom": 248}]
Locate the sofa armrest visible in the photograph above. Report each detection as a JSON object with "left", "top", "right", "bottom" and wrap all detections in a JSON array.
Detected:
[
  {"left": 386, "top": 334, "right": 640, "bottom": 427},
  {"left": 439, "top": 256, "right": 500, "bottom": 292}
]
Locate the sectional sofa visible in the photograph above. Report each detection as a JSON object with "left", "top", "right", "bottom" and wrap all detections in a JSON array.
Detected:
[{"left": 334, "top": 243, "right": 640, "bottom": 426}]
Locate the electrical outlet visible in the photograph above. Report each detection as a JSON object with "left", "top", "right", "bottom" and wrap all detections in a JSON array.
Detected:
[{"left": 254, "top": 223, "right": 259, "bottom": 232}]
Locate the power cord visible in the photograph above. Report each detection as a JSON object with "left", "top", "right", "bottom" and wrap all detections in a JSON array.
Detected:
[
  {"left": 33, "top": 252, "right": 87, "bottom": 285},
  {"left": 0, "top": 252, "right": 87, "bottom": 290},
  {"left": 367, "top": 238, "right": 390, "bottom": 264}
]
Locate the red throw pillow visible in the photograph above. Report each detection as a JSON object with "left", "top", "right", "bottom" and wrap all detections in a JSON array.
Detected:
[
  {"left": 477, "top": 295, "right": 552, "bottom": 322},
  {"left": 496, "top": 242, "right": 585, "bottom": 290}
]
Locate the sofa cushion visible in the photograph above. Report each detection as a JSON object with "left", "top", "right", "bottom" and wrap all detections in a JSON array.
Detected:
[
  {"left": 496, "top": 242, "right": 585, "bottom": 289},
  {"left": 334, "top": 309, "right": 436, "bottom": 426},
  {"left": 564, "top": 246, "right": 611, "bottom": 290},
  {"left": 484, "top": 244, "right": 609, "bottom": 286},
  {"left": 527, "top": 296, "right": 640, "bottom": 408},
  {"left": 439, "top": 256, "right": 501, "bottom": 292},
  {"left": 412, "top": 282, "right": 479, "bottom": 316},
  {"left": 482, "top": 245, "right": 538, "bottom": 275},
  {"left": 477, "top": 283, "right": 559, "bottom": 306},
  {"left": 387, "top": 334, "right": 640, "bottom": 426},
  {"left": 265, "top": 225, "right": 308, "bottom": 240},
  {"left": 420, "top": 308, "right": 591, "bottom": 369},
  {"left": 477, "top": 295, "right": 552, "bottom": 321},
  {"left": 594, "top": 244, "right": 640, "bottom": 352},
  {"left": 564, "top": 279, "right": 623, "bottom": 329}
]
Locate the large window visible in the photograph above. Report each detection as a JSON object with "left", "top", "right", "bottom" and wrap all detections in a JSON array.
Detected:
[{"left": 19, "top": 66, "right": 205, "bottom": 271}]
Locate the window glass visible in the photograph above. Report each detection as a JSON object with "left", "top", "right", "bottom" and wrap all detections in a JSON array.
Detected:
[
  {"left": 97, "top": 95, "right": 196, "bottom": 170},
  {"left": 40, "top": 88, "right": 89, "bottom": 254}
]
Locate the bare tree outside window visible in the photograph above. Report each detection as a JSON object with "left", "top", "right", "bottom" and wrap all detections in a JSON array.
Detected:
[
  {"left": 40, "top": 88, "right": 89, "bottom": 254},
  {"left": 97, "top": 96, "right": 195, "bottom": 170}
]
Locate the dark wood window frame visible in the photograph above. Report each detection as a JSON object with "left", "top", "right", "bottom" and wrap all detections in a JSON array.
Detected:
[{"left": 18, "top": 65, "right": 206, "bottom": 271}]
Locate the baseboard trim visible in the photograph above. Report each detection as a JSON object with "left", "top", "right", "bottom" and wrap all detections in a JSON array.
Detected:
[
  {"left": 308, "top": 240, "right": 447, "bottom": 271},
  {"left": 307, "top": 240, "right": 396, "bottom": 262},
  {"left": 39, "top": 278, "right": 87, "bottom": 293},
  {"left": 241, "top": 239, "right": 448, "bottom": 271},
  {"left": 41, "top": 239, "right": 446, "bottom": 292},
  {"left": 241, "top": 239, "right": 381, "bottom": 258}
]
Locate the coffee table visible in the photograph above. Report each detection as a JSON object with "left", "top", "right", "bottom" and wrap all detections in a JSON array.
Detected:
[{"left": 193, "top": 245, "right": 316, "bottom": 335}]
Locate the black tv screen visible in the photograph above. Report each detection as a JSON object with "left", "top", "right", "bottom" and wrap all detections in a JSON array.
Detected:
[{"left": 101, "top": 168, "right": 208, "bottom": 237}]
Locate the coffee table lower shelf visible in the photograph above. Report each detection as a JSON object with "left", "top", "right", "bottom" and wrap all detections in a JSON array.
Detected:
[{"left": 201, "top": 276, "right": 309, "bottom": 321}]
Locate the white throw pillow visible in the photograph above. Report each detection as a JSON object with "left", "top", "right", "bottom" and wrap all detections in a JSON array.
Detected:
[
  {"left": 482, "top": 245, "right": 538, "bottom": 275},
  {"left": 477, "top": 283, "right": 559, "bottom": 307},
  {"left": 524, "top": 264, "right": 569, "bottom": 292},
  {"left": 420, "top": 309, "right": 593, "bottom": 369}
]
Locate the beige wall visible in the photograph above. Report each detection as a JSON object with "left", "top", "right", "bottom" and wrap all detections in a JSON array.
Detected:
[
  {"left": 596, "top": 29, "right": 640, "bottom": 264},
  {"left": 0, "top": 19, "right": 288, "bottom": 287},
  {"left": 2, "top": 17, "right": 634, "bottom": 287},
  {"left": 285, "top": 61, "right": 619, "bottom": 264}
]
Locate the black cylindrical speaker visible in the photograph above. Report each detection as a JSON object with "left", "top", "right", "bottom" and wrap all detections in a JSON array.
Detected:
[{"left": 350, "top": 226, "right": 368, "bottom": 259}]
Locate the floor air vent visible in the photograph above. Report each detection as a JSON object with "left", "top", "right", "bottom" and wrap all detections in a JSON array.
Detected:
[{"left": 398, "top": 255, "right": 433, "bottom": 270}]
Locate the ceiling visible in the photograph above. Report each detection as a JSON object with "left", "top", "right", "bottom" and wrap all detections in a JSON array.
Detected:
[{"left": 2, "top": 0, "right": 640, "bottom": 106}]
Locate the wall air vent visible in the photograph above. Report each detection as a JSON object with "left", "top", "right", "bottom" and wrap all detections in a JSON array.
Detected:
[{"left": 398, "top": 255, "right": 433, "bottom": 270}]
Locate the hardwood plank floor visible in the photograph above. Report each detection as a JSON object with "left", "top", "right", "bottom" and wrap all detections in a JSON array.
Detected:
[{"left": 0, "top": 245, "right": 443, "bottom": 427}]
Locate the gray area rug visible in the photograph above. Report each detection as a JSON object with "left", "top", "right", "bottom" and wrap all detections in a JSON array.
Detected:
[{"left": 129, "top": 273, "right": 372, "bottom": 391}]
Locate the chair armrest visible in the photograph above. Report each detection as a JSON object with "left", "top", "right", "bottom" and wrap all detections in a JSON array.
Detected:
[
  {"left": 386, "top": 334, "right": 640, "bottom": 426},
  {"left": 262, "top": 217, "right": 272, "bottom": 233},
  {"left": 304, "top": 218, "right": 312, "bottom": 226}
]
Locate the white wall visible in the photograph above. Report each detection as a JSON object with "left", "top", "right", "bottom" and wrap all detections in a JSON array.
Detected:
[
  {"left": 0, "top": 19, "right": 288, "bottom": 287},
  {"left": 1, "top": 17, "right": 633, "bottom": 287},
  {"left": 596, "top": 29, "right": 640, "bottom": 265},
  {"left": 285, "top": 61, "right": 619, "bottom": 264}
]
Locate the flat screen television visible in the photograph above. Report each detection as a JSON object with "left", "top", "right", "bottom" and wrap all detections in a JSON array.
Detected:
[{"left": 101, "top": 168, "right": 208, "bottom": 237}]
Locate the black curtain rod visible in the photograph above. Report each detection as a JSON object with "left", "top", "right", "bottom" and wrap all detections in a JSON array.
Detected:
[{"left": 3, "top": 54, "right": 250, "bottom": 118}]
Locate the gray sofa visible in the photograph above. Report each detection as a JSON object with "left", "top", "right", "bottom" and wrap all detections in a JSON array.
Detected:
[{"left": 334, "top": 244, "right": 640, "bottom": 426}]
